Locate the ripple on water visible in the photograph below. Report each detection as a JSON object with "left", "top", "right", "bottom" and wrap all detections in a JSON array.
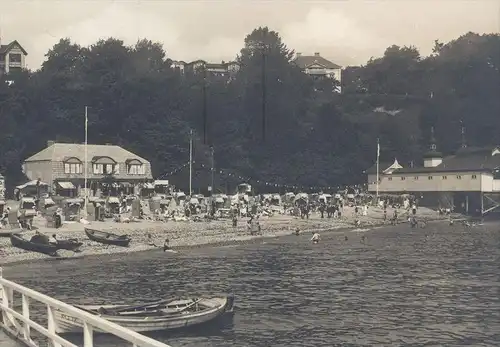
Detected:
[{"left": 3, "top": 222, "right": 500, "bottom": 347}]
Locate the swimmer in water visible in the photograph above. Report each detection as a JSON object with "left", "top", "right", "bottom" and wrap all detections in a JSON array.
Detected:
[{"left": 311, "top": 232, "right": 320, "bottom": 244}]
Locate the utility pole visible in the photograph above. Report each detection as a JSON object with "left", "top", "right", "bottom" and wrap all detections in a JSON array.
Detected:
[
  {"left": 202, "top": 67, "right": 208, "bottom": 144},
  {"left": 189, "top": 129, "right": 193, "bottom": 196},
  {"left": 210, "top": 145, "right": 215, "bottom": 196},
  {"left": 261, "top": 43, "right": 267, "bottom": 142}
]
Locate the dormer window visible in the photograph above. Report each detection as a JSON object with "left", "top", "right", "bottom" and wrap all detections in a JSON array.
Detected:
[
  {"left": 126, "top": 159, "right": 145, "bottom": 175},
  {"left": 63, "top": 157, "right": 83, "bottom": 174},
  {"left": 9, "top": 53, "right": 22, "bottom": 63},
  {"left": 92, "top": 156, "right": 118, "bottom": 175}
]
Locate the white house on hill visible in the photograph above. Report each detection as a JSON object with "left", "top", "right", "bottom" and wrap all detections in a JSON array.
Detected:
[{"left": 294, "top": 52, "right": 342, "bottom": 92}]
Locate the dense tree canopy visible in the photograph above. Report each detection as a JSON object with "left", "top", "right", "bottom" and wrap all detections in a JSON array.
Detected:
[{"left": 0, "top": 29, "right": 498, "bottom": 195}]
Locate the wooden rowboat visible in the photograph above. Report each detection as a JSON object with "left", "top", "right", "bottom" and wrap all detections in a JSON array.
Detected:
[
  {"left": 54, "top": 294, "right": 235, "bottom": 333},
  {"left": 50, "top": 239, "right": 83, "bottom": 252},
  {"left": 84, "top": 228, "right": 131, "bottom": 247},
  {"left": 10, "top": 233, "right": 59, "bottom": 256}
]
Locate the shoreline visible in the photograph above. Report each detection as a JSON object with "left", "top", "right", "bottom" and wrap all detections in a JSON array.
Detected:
[{"left": 0, "top": 206, "right": 447, "bottom": 267}]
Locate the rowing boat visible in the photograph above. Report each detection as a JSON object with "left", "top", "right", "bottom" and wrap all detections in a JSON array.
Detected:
[
  {"left": 55, "top": 294, "right": 235, "bottom": 333},
  {"left": 84, "top": 228, "right": 131, "bottom": 247},
  {"left": 10, "top": 233, "right": 59, "bottom": 256},
  {"left": 51, "top": 239, "right": 83, "bottom": 252}
]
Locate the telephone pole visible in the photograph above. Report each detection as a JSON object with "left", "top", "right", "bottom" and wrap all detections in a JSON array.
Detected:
[
  {"left": 210, "top": 145, "right": 215, "bottom": 196},
  {"left": 189, "top": 129, "right": 193, "bottom": 196},
  {"left": 202, "top": 68, "right": 208, "bottom": 144},
  {"left": 261, "top": 47, "right": 267, "bottom": 142}
]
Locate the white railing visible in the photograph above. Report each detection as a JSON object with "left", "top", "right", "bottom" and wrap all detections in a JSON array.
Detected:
[{"left": 0, "top": 268, "right": 172, "bottom": 347}]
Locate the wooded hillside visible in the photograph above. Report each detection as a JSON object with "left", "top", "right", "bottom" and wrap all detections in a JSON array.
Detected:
[{"left": 0, "top": 28, "right": 498, "bottom": 194}]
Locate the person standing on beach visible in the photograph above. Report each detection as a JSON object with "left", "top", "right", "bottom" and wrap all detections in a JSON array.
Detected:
[
  {"left": 232, "top": 213, "right": 237, "bottom": 227},
  {"left": 163, "top": 238, "right": 171, "bottom": 251},
  {"left": 247, "top": 218, "right": 253, "bottom": 234}
]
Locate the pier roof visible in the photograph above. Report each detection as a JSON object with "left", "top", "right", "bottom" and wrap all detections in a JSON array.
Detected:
[{"left": 366, "top": 146, "right": 500, "bottom": 174}]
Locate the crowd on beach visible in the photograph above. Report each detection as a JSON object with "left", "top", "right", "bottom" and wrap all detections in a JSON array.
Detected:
[{"left": 0, "top": 183, "right": 450, "bottom": 265}]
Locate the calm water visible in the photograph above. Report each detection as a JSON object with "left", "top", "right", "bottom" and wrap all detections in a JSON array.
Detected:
[{"left": 3, "top": 222, "right": 500, "bottom": 347}]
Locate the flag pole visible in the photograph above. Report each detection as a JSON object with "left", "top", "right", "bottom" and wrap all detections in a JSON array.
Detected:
[
  {"left": 84, "top": 106, "right": 88, "bottom": 219},
  {"left": 376, "top": 138, "right": 380, "bottom": 204}
]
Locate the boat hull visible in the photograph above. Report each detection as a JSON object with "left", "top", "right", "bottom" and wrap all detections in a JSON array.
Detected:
[
  {"left": 84, "top": 228, "right": 131, "bottom": 247},
  {"left": 10, "top": 233, "right": 59, "bottom": 256},
  {"left": 52, "top": 239, "right": 83, "bottom": 251},
  {"left": 54, "top": 297, "right": 233, "bottom": 333}
]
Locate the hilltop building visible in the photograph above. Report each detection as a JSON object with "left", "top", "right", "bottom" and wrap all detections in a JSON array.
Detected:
[
  {"left": 294, "top": 52, "right": 342, "bottom": 92},
  {"left": 366, "top": 128, "right": 500, "bottom": 215},
  {"left": 0, "top": 39, "right": 28, "bottom": 74},
  {"left": 171, "top": 59, "right": 240, "bottom": 80},
  {"left": 23, "top": 141, "right": 153, "bottom": 197}
]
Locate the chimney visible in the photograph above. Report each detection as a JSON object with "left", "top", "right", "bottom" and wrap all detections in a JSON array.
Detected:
[
  {"left": 296, "top": 53, "right": 302, "bottom": 57},
  {"left": 314, "top": 52, "right": 320, "bottom": 57},
  {"left": 47, "top": 140, "right": 55, "bottom": 147}
]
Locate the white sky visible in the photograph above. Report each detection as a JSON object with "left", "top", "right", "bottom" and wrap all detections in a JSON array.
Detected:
[{"left": 1, "top": 0, "right": 499, "bottom": 69}]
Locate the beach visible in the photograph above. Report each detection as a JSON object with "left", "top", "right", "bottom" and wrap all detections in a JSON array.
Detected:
[{"left": 0, "top": 205, "right": 445, "bottom": 265}]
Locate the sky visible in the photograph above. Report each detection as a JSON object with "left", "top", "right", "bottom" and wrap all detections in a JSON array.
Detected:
[{"left": 1, "top": 0, "right": 499, "bottom": 70}]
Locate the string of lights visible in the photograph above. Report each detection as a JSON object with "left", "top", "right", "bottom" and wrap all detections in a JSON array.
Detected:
[{"left": 156, "top": 161, "right": 362, "bottom": 192}]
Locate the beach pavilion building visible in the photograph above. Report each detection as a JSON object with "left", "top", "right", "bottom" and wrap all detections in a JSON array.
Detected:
[
  {"left": 366, "top": 132, "right": 500, "bottom": 216},
  {"left": 22, "top": 141, "right": 153, "bottom": 197}
]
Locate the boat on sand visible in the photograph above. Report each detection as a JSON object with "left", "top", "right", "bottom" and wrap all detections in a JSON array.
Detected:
[
  {"left": 84, "top": 227, "right": 131, "bottom": 247},
  {"left": 54, "top": 295, "right": 235, "bottom": 333},
  {"left": 10, "top": 233, "right": 59, "bottom": 256},
  {"left": 51, "top": 238, "right": 83, "bottom": 252}
]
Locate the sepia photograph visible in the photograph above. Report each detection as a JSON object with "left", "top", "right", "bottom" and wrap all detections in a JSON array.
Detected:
[{"left": 0, "top": 0, "right": 498, "bottom": 346}]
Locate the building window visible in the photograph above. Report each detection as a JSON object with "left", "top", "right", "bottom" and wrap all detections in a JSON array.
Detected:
[
  {"left": 456, "top": 175, "right": 462, "bottom": 179},
  {"left": 472, "top": 174, "right": 477, "bottom": 179},
  {"left": 64, "top": 163, "right": 82, "bottom": 174},
  {"left": 9, "top": 53, "right": 21, "bottom": 63},
  {"left": 93, "top": 163, "right": 118, "bottom": 175},
  {"left": 388, "top": 177, "right": 392, "bottom": 181},
  {"left": 127, "top": 164, "right": 145, "bottom": 175},
  {"left": 442, "top": 176, "right": 447, "bottom": 179},
  {"left": 428, "top": 176, "right": 433, "bottom": 180}
]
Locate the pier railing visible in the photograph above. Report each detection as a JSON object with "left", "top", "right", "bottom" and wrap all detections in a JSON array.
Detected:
[{"left": 0, "top": 267, "right": 172, "bottom": 347}]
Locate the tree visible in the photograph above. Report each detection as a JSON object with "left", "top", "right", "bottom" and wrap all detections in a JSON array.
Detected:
[{"left": 0, "top": 30, "right": 499, "bottom": 194}]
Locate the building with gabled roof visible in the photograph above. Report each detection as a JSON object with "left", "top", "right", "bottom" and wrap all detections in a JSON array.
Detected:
[
  {"left": 365, "top": 129, "right": 500, "bottom": 215},
  {"left": 0, "top": 39, "right": 28, "bottom": 74},
  {"left": 23, "top": 141, "right": 153, "bottom": 197},
  {"left": 294, "top": 52, "right": 342, "bottom": 92},
  {"left": 171, "top": 59, "right": 240, "bottom": 80}
]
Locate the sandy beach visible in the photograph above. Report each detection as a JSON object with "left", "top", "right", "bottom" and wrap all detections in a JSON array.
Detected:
[{"left": 0, "top": 205, "right": 445, "bottom": 265}]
